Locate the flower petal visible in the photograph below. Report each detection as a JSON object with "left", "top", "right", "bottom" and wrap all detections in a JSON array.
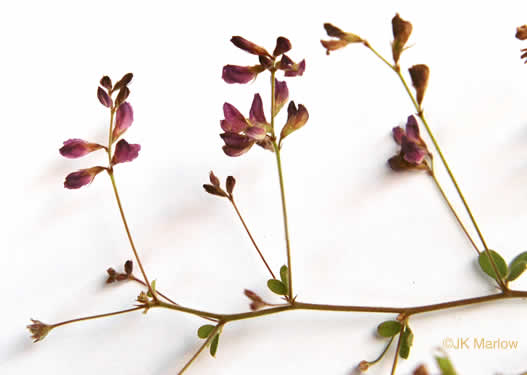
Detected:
[
  {"left": 222, "top": 144, "right": 253, "bottom": 157},
  {"left": 245, "top": 126, "right": 266, "bottom": 141},
  {"left": 231, "top": 36, "right": 271, "bottom": 57},
  {"left": 401, "top": 136, "right": 427, "bottom": 164},
  {"left": 321, "top": 39, "right": 349, "bottom": 55},
  {"left": 222, "top": 65, "right": 258, "bottom": 84},
  {"left": 405, "top": 115, "right": 422, "bottom": 143},
  {"left": 284, "top": 59, "right": 306, "bottom": 77},
  {"left": 112, "top": 102, "right": 134, "bottom": 141},
  {"left": 64, "top": 166, "right": 105, "bottom": 189},
  {"left": 392, "top": 127, "right": 405, "bottom": 145},
  {"left": 59, "top": 139, "right": 105, "bottom": 158},
  {"left": 273, "top": 37, "right": 292, "bottom": 56},
  {"left": 274, "top": 79, "right": 289, "bottom": 114},
  {"left": 220, "top": 132, "right": 253, "bottom": 148},
  {"left": 222, "top": 103, "right": 248, "bottom": 133},
  {"left": 249, "top": 94, "right": 267, "bottom": 126},
  {"left": 111, "top": 139, "right": 141, "bottom": 165}
]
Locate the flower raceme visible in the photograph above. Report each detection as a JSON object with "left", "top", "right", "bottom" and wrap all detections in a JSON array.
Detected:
[
  {"left": 388, "top": 115, "right": 431, "bottom": 172},
  {"left": 60, "top": 74, "right": 141, "bottom": 189},
  {"left": 222, "top": 36, "right": 305, "bottom": 84}
]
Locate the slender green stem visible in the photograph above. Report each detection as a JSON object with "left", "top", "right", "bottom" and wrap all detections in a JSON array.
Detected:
[
  {"left": 364, "top": 43, "right": 507, "bottom": 290},
  {"left": 52, "top": 306, "right": 143, "bottom": 329},
  {"left": 390, "top": 325, "right": 405, "bottom": 375},
  {"left": 430, "top": 169, "right": 480, "bottom": 254},
  {"left": 108, "top": 172, "right": 157, "bottom": 299},
  {"left": 229, "top": 197, "right": 276, "bottom": 279},
  {"left": 367, "top": 336, "right": 395, "bottom": 366},
  {"left": 157, "top": 290, "right": 527, "bottom": 322},
  {"left": 269, "top": 69, "right": 293, "bottom": 301},
  {"left": 178, "top": 323, "right": 224, "bottom": 375}
]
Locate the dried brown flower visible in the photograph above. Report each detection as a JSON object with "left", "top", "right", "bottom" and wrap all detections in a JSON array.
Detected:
[
  {"left": 392, "top": 13, "right": 413, "bottom": 64},
  {"left": 27, "top": 319, "right": 52, "bottom": 343},
  {"left": 408, "top": 64, "right": 430, "bottom": 106},
  {"left": 516, "top": 25, "right": 527, "bottom": 40}
]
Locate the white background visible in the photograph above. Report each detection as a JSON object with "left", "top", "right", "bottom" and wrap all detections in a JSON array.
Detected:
[{"left": 2, "top": 0, "right": 527, "bottom": 374}]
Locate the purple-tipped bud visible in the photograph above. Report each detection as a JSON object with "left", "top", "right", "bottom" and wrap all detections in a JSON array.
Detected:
[
  {"left": 249, "top": 94, "right": 268, "bottom": 127},
  {"left": 97, "top": 87, "right": 112, "bottom": 108},
  {"left": 60, "top": 139, "right": 105, "bottom": 158},
  {"left": 100, "top": 76, "right": 112, "bottom": 90},
  {"left": 112, "top": 102, "right": 134, "bottom": 141},
  {"left": 231, "top": 36, "right": 271, "bottom": 57},
  {"left": 115, "top": 86, "right": 130, "bottom": 108},
  {"left": 209, "top": 171, "right": 220, "bottom": 187},
  {"left": 64, "top": 166, "right": 106, "bottom": 189},
  {"left": 124, "top": 260, "right": 133, "bottom": 275},
  {"left": 273, "top": 37, "right": 292, "bottom": 56},
  {"left": 274, "top": 80, "right": 289, "bottom": 114},
  {"left": 113, "top": 73, "right": 133, "bottom": 93},
  {"left": 221, "top": 103, "right": 249, "bottom": 133},
  {"left": 111, "top": 139, "right": 141, "bottom": 165},
  {"left": 226, "top": 176, "right": 236, "bottom": 195},
  {"left": 280, "top": 101, "right": 309, "bottom": 141},
  {"left": 222, "top": 64, "right": 263, "bottom": 84}
]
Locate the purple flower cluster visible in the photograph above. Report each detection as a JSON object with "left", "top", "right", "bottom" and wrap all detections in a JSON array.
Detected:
[
  {"left": 388, "top": 115, "right": 431, "bottom": 171},
  {"left": 220, "top": 36, "right": 309, "bottom": 156},
  {"left": 59, "top": 74, "right": 141, "bottom": 189}
]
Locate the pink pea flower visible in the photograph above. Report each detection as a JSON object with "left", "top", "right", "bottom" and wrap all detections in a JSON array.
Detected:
[
  {"left": 64, "top": 166, "right": 106, "bottom": 189},
  {"left": 111, "top": 139, "right": 141, "bottom": 165},
  {"left": 112, "top": 102, "right": 134, "bottom": 142},
  {"left": 59, "top": 139, "right": 105, "bottom": 159},
  {"left": 388, "top": 115, "right": 431, "bottom": 171},
  {"left": 220, "top": 93, "right": 275, "bottom": 157}
]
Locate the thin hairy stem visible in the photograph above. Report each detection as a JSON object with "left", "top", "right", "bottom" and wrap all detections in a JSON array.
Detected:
[
  {"left": 178, "top": 323, "right": 224, "bottom": 375},
  {"left": 229, "top": 197, "right": 276, "bottom": 279},
  {"left": 430, "top": 169, "right": 480, "bottom": 254},
  {"left": 269, "top": 69, "right": 293, "bottom": 301},
  {"left": 52, "top": 306, "right": 143, "bottom": 329}
]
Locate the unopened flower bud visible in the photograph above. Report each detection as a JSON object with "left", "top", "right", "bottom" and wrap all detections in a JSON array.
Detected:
[
  {"left": 106, "top": 267, "right": 118, "bottom": 283},
  {"left": 209, "top": 171, "right": 220, "bottom": 187},
  {"left": 97, "top": 87, "right": 112, "bottom": 108},
  {"left": 231, "top": 36, "right": 271, "bottom": 57},
  {"left": 516, "top": 25, "right": 527, "bottom": 40},
  {"left": 100, "top": 76, "right": 112, "bottom": 90},
  {"left": 203, "top": 184, "right": 228, "bottom": 198},
  {"left": 408, "top": 64, "right": 430, "bottom": 107},
  {"left": 60, "top": 139, "right": 105, "bottom": 159},
  {"left": 391, "top": 13, "right": 413, "bottom": 64},
  {"left": 321, "top": 23, "right": 363, "bottom": 55},
  {"left": 115, "top": 86, "right": 130, "bottom": 108},
  {"left": 112, "top": 73, "right": 133, "bottom": 93},
  {"left": 64, "top": 166, "right": 106, "bottom": 189},
  {"left": 111, "top": 139, "right": 141, "bottom": 165},
  {"left": 273, "top": 37, "right": 292, "bottom": 57},
  {"left": 226, "top": 176, "right": 236, "bottom": 195},
  {"left": 124, "top": 260, "right": 133, "bottom": 275}
]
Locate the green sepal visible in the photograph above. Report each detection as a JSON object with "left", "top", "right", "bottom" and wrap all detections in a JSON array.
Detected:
[{"left": 147, "top": 280, "right": 157, "bottom": 297}]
